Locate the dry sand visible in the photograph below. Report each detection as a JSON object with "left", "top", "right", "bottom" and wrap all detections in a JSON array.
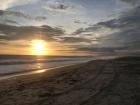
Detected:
[{"left": 0, "top": 56, "right": 140, "bottom": 105}]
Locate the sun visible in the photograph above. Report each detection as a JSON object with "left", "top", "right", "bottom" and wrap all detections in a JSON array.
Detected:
[{"left": 31, "top": 40, "right": 47, "bottom": 55}]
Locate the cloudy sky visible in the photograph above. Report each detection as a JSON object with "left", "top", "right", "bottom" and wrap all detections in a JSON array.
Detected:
[{"left": 0, "top": 0, "right": 140, "bottom": 56}]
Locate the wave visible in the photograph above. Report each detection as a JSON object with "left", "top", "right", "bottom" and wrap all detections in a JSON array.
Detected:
[{"left": 0, "top": 58, "right": 87, "bottom": 65}]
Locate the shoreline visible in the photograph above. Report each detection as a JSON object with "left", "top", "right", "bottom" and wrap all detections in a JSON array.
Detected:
[
  {"left": 0, "top": 62, "right": 84, "bottom": 81},
  {"left": 0, "top": 56, "right": 140, "bottom": 105}
]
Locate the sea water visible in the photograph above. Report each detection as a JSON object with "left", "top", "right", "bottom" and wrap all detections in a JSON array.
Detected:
[{"left": 0, "top": 55, "right": 93, "bottom": 75}]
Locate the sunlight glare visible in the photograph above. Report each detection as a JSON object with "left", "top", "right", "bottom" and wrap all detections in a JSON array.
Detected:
[
  {"left": 35, "top": 69, "right": 46, "bottom": 73},
  {"left": 32, "top": 40, "right": 47, "bottom": 55}
]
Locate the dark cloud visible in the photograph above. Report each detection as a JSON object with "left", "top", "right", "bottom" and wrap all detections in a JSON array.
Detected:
[
  {"left": 72, "top": 24, "right": 103, "bottom": 35},
  {"left": 0, "top": 10, "right": 47, "bottom": 21},
  {"left": 57, "top": 4, "right": 68, "bottom": 10},
  {"left": 98, "top": 7, "right": 140, "bottom": 29},
  {"left": 77, "top": 47, "right": 127, "bottom": 53},
  {"left": 76, "top": 46, "right": 140, "bottom": 56},
  {"left": 48, "top": 3, "right": 69, "bottom": 10},
  {"left": 35, "top": 16, "right": 47, "bottom": 21},
  {"left": 74, "top": 20, "right": 87, "bottom": 25},
  {"left": 3, "top": 19, "right": 18, "bottom": 24},
  {"left": 0, "top": 23, "right": 94, "bottom": 46},
  {"left": 0, "top": 10, "right": 32, "bottom": 19},
  {"left": 0, "top": 10, "right": 4, "bottom": 15},
  {"left": 121, "top": 0, "right": 140, "bottom": 5},
  {"left": 0, "top": 24, "right": 64, "bottom": 41},
  {"left": 98, "top": 6, "right": 140, "bottom": 48},
  {"left": 61, "top": 37, "right": 92, "bottom": 43},
  {"left": 72, "top": 28, "right": 85, "bottom": 35}
]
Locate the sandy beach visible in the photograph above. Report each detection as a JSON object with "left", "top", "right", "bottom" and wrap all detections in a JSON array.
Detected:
[{"left": 0, "top": 56, "right": 140, "bottom": 105}]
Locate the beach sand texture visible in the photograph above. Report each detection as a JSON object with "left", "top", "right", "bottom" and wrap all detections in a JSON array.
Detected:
[{"left": 0, "top": 56, "right": 140, "bottom": 105}]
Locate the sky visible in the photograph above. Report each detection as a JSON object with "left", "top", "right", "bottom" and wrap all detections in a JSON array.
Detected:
[{"left": 0, "top": 0, "right": 140, "bottom": 56}]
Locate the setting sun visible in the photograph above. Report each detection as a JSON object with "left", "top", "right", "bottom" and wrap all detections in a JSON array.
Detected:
[{"left": 31, "top": 40, "right": 47, "bottom": 55}]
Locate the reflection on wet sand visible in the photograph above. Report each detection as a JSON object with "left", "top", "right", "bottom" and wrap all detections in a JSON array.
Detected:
[
  {"left": 0, "top": 64, "right": 76, "bottom": 81},
  {"left": 34, "top": 63, "right": 46, "bottom": 73},
  {"left": 35, "top": 69, "right": 46, "bottom": 73}
]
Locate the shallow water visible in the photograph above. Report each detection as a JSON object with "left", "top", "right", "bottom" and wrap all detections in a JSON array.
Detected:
[{"left": 0, "top": 55, "right": 94, "bottom": 74}]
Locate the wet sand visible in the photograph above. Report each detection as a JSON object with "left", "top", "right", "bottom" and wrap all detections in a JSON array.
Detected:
[{"left": 0, "top": 56, "right": 140, "bottom": 105}]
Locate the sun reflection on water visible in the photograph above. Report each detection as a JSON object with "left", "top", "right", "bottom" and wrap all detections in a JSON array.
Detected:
[
  {"left": 36, "top": 63, "right": 42, "bottom": 69},
  {"left": 34, "top": 62, "right": 46, "bottom": 73},
  {"left": 35, "top": 69, "right": 46, "bottom": 73}
]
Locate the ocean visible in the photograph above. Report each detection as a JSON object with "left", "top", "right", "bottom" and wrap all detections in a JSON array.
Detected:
[{"left": 0, "top": 55, "right": 94, "bottom": 75}]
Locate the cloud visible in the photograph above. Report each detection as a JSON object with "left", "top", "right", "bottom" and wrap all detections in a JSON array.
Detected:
[
  {"left": 48, "top": 3, "right": 69, "bottom": 10},
  {"left": 120, "top": 0, "right": 140, "bottom": 6},
  {"left": 74, "top": 20, "right": 88, "bottom": 25},
  {"left": 0, "top": 0, "right": 140, "bottom": 56},
  {"left": 0, "top": 0, "right": 39, "bottom": 10},
  {"left": 0, "top": 24, "right": 64, "bottom": 41},
  {"left": 0, "top": 23, "right": 94, "bottom": 48},
  {"left": 98, "top": 7, "right": 140, "bottom": 30},
  {"left": 77, "top": 47, "right": 127, "bottom": 53},
  {"left": 2, "top": 19, "right": 18, "bottom": 24},
  {"left": 0, "top": 40, "right": 29, "bottom": 48},
  {"left": 0, "top": 10, "right": 32, "bottom": 19},
  {"left": 42, "top": 0, "right": 72, "bottom": 12},
  {"left": 60, "top": 37, "right": 92, "bottom": 43},
  {"left": 72, "top": 6, "right": 140, "bottom": 55},
  {"left": 76, "top": 45, "right": 140, "bottom": 56},
  {"left": 42, "top": 0, "right": 85, "bottom": 14},
  {"left": 0, "top": 10, "right": 47, "bottom": 21},
  {"left": 35, "top": 16, "right": 47, "bottom": 21}
]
